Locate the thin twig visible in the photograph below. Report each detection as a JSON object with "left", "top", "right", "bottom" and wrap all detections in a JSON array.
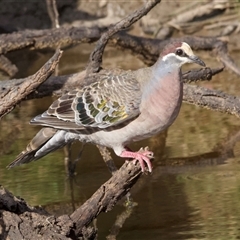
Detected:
[
  {"left": 86, "top": 0, "right": 161, "bottom": 75},
  {"left": 46, "top": 0, "right": 60, "bottom": 28}
]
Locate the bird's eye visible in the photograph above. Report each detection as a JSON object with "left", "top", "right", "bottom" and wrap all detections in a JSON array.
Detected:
[{"left": 176, "top": 49, "right": 184, "bottom": 56}]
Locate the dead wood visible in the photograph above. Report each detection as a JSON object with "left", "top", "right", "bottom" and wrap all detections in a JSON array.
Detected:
[
  {"left": 167, "top": 0, "right": 228, "bottom": 33},
  {"left": 0, "top": 27, "right": 238, "bottom": 78},
  {"left": 0, "top": 26, "right": 103, "bottom": 76},
  {"left": 0, "top": 27, "right": 103, "bottom": 55},
  {"left": 183, "top": 84, "right": 240, "bottom": 118},
  {"left": 0, "top": 49, "right": 62, "bottom": 119},
  {"left": 0, "top": 185, "right": 75, "bottom": 240},
  {"left": 182, "top": 66, "right": 224, "bottom": 83},
  {"left": 106, "top": 200, "right": 137, "bottom": 240}
]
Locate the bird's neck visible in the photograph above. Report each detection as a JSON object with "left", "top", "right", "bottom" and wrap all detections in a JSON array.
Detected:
[
  {"left": 142, "top": 59, "right": 182, "bottom": 97},
  {"left": 139, "top": 59, "right": 183, "bottom": 123}
]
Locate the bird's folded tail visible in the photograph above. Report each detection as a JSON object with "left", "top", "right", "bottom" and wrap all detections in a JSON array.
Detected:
[{"left": 7, "top": 127, "right": 68, "bottom": 168}]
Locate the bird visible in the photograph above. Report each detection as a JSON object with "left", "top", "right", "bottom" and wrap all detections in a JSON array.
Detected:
[{"left": 8, "top": 41, "right": 205, "bottom": 172}]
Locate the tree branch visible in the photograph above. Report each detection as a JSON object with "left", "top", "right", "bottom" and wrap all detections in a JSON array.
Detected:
[
  {"left": 86, "top": 0, "right": 162, "bottom": 74},
  {"left": 0, "top": 49, "right": 62, "bottom": 118}
]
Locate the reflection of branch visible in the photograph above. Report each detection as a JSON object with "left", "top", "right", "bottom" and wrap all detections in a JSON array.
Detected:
[
  {"left": 70, "top": 161, "right": 142, "bottom": 237},
  {"left": 158, "top": 129, "right": 240, "bottom": 168},
  {"left": 0, "top": 49, "right": 62, "bottom": 119},
  {"left": 213, "top": 128, "right": 240, "bottom": 156},
  {"left": 0, "top": 124, "right": 20, "bottom": 155},
  {"left": 107, "top": 200, "right": 138, "bottom": 240},
  {"left": 161, "top": 152, "right": 224, "bottom": 167}
]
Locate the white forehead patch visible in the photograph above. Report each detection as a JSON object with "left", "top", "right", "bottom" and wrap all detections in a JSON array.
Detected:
[{"left": 180, "top": 42, "right": 194, "bottom": 56}]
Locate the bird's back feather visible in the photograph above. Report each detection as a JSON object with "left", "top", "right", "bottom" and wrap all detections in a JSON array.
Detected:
[{"left": 31, "top": 69, "right": 143, "bottom": 131}]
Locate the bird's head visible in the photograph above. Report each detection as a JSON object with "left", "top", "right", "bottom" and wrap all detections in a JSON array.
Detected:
[{"left": 160, "top": 42, "right": 205, "bottom": 67}]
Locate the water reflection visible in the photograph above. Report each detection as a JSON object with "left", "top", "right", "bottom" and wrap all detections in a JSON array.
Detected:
[{"left": 1, "top": 45, "right": 240, "bottom": 239}]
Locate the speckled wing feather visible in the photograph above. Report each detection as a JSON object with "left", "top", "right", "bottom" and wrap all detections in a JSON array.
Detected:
[{"left": 31, "top": 69, "right": 142, "bottom": 130}]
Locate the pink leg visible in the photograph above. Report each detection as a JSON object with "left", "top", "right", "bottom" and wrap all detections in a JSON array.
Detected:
[{"left": 120, "top": 147, "right": 154, "bottom": 172}]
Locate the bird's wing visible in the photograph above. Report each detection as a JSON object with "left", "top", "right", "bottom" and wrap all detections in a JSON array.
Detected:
[{"left": 31, "top": 69, "right": 142, "bottom": 130}]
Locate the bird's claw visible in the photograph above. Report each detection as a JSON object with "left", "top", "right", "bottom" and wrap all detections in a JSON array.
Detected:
[
  {"left": 138, "top": 146, "right": 154, "bottom": 159},
  {"left": 133, "top": 147, "right": 154, "bottom": 173},
  {"left": 121, "top": 146, "right": 154, "bottom": 173}
]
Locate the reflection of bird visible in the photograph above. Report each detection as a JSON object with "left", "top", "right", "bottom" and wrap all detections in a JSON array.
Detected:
[{"left": 8, "top": 42, "right": 205, "bottom": 172}]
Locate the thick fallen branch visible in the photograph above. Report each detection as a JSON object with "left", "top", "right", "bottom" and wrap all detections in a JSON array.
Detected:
[
  {"left": 0, "top": 27, "right": 103, "bottom": 55},
  {"left": 0, "top": 26, "right": 103, "bottom": 76},
  {"left": 0, "top": 28, "right": 238, "bottom": 77},
  {"left": 0, "top": 185, "right": 75, "bottom": 239},
  {"left": 0, "top": 49, "right": 62, "bottom": 119},
  {"left": 167, "top": 0, "right": 228, "bottom": 33},
  {"left": 183, "top": 84, "right": 240, "bottom": 118}
]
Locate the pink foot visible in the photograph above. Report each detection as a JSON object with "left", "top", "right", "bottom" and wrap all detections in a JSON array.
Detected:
[{"left": 120, "top": 147, "right": 154, "bottom": 172}]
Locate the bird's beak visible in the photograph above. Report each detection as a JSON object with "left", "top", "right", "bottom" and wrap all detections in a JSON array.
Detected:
[{"left": 189, "top": 55, "right": 206, "bottom": 67}]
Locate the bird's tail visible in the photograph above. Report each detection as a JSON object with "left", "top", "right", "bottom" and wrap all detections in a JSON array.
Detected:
[{"left": 7, "top": 127, "right": 70, "bottom": 168}]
